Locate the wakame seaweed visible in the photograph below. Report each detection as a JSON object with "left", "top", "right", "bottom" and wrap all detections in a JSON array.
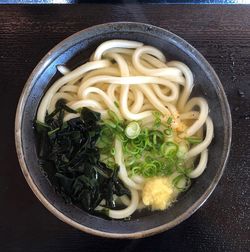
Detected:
[{"left": 34, "top": 100, "right": 130, "bottom": 213}]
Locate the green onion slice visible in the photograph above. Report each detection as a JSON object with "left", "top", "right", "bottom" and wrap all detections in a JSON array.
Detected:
[
  {"left": 172, "top": 174, "right": 191, "bottom": 191},
  {"left": 166, "top": 116, "right": 173, "bottom": 125},
  {"left": 185, "top": 136, "right": 202, "bottom": 144},
  {"left": 160, "top": 142, "right": 178, "bottom": 157},
  {"left": 125, "top": 121, "right": 141, "bottom": 139}
]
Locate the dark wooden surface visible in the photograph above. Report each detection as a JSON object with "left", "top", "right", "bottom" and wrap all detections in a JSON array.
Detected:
[{"left": 0, "top": 5, "right": 249, "bottom": 252}]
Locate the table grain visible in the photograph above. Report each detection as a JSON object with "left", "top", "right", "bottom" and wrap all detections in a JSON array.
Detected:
[{"left": 0, "top": 4, "right": 249, "bottom": 252}]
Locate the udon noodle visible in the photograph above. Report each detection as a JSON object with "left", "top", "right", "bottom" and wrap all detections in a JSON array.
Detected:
[{"left": 36, "top": 40, "right": 214, "bottom": 219}]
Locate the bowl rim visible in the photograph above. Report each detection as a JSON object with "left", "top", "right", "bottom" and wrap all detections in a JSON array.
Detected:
[{"left": 15, "top": 21, "right": 232, "bottom": 239}]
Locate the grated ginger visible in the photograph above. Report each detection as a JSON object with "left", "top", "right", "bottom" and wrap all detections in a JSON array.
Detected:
[{"left": 142, "top": 177, "right": 177, "bottom": 210}]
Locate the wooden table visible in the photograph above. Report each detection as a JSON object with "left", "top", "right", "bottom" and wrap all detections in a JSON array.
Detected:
[{"left": 0, "top": 4, "right": 249, "bottom": 251}]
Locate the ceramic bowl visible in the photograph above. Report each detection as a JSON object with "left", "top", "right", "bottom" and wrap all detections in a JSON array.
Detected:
[{"left": 15, "top": 22, "right": 232, "bottom": 238}]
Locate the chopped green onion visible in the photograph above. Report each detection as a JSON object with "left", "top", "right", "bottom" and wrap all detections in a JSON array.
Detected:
[
  {"left": 142, "top": 163, "right": 158, "bottom": 177},
  {"left": 172, "top": 174, "right": 191, "bottom": 191},
  {"left": 36, "top": 120, "right": 51, "bottom": 129},
  {"left": 163, "top": 128, "right": 172, "bottom": 136},
  {"left": 166, "top": 116, "right": 173, "bottom": 125},
  {"left": 176, "top": 162, "right": 192, "bottom": 176},
  {"left": 114, "top": 101, "right": 119, "bottom": 108},
  {"left": 101, "top": 127, "right": 114, "bottom": 137},
  {"left": 125, "top": 155, "right": 136, "bottom": 166},
  {"left": 48, "top": 127, "right": 60, "bottom": 136},
  {"left": 176, "top": 142, "right": 188, "bottom": 158},
  {"left": 160, "top": 142, "right": 178, "bottom": 157},
  {"left": 116, "top": 124, "right": 124, "bottom": 132},
  {"left": 108, "top": 110, "right": 121, "bottom": 124},
  {"left": 153, "top": 111, "right": 162, "bottom": 128},
  {"left": 131, "top": 166, "right": 141, "bottom": 176},
  {"left": 125, "top": 121, "right": 141, "bottom": 139},
  {"left": 116, "top": 133, "right": 127, "bottom": 142},
  {"left": 111, "top": 148, "right": 115, "bottom": 156},
  {"left": 152, "top": 160, "right": 163, "bottom": 170},
  {"left": 124, "top": 142, "right": 141, "bottom": 155},
  {"left": 186, "top": 136, "right": 202, "bottom": 144},
  {"left": 162, "top": 163, "right": 175, "bottom": 176},
  {"left": 96, "top": 140, "right": 106, "bottom": 148},
  {"left": 149, "top": 130, "right": 164, "bottom": 145},
  {"left": 145, "top": 154, "right": 153, "bottom": 163},
  {"left": 104, "top": 119, "right": 117, "bottom": 128}
]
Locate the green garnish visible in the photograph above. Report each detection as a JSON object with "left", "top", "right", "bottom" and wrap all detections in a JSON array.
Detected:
[
  {"left": 114, "top": 101, "right": 120, "bottom": 108},
  {"left": 162, "top": 116, "right": 173, "bottom": 136},
  {"left": 160, "top": 142, "right": 178, "bottom": 157},
  {"left": 152, "top": 111, "right": 162, "bottom": 128},
  {"left": 125, "top": 121, "right": 141, "bottom": 139},
  {"left": 172, "top": 174, "right": 191, "bottom": 192},
  {"left": 96, "top": 110, "right": 193, "bottom": 192},
  {"left": 186, "top": 136, "right": 202, "bottom": 144},
  {"left": 163, "top": 128, "right": 172, "bottom": 136},
  {"left": 166, "top": 116, "right": 173, "bottom": 125},
  {"left": 107, "top": 110, "right": 121, "bottom": 124},
  {"left": 34, "top": 101, "right": 130, "bottom": 212}
]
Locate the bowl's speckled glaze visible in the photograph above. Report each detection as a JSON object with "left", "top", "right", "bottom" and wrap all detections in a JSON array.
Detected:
[{"left": 15, "top": 22, "right": 231, "bottom": 239}]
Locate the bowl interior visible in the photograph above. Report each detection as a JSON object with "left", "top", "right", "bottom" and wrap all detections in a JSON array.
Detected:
[{"left": 17, "top": 23, "right": 231, "bottom": 238}]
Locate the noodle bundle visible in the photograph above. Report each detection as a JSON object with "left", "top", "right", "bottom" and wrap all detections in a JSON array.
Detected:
[{"left": 36, "top": 40, "right": 214, "bottom": 219}]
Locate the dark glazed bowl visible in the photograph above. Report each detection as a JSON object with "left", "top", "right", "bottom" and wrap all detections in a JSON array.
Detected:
[{"left": 15, "top": 22, "right": 232, "bottom": 239}]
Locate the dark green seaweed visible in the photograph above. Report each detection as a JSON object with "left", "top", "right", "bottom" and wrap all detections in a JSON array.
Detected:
[{"left": 34, "top": 100, "right": 130, "bottom": 214}]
